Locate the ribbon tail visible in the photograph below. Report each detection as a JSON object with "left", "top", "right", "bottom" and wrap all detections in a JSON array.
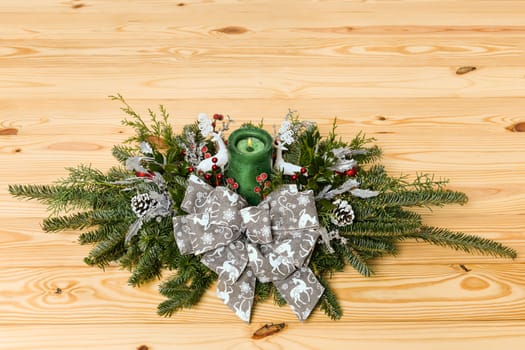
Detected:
[
  {"left": 216, "top": 267, "right": 256, "bottom": 323},
  {"left": 125, "top": 218, "right": 143, "bottom": 244},
  {"left": 201, "top": 243, "right": 254, "bottom": 323},
  {"left": 273, "top": 267, "right": 325, "bottom": 321}
]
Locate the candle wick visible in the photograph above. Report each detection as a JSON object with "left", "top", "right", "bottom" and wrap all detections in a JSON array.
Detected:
[{"left": 247, "top": 137, "right": 254, "bottom": 152}]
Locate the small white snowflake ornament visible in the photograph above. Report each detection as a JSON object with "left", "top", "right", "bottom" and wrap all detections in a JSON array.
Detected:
[{"left": 198, "top": 113, "right": 213, "bottom": 137}]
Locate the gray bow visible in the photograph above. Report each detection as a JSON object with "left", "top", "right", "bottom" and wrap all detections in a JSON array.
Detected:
[{"left": 173, "top": 175, "right": 324, "bottom": 322}]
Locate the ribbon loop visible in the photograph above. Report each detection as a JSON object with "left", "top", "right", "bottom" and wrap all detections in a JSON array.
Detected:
[
  {"left": 173, "top": 178, "right": 325, "bottom": 322},
  {"left": 265, "top": 185, "right": 320, "bottom": 241}
]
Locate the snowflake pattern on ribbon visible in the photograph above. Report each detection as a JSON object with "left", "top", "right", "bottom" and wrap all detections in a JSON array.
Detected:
[{"left": 173, "top": 175, "right": 325, "bottom": 322}]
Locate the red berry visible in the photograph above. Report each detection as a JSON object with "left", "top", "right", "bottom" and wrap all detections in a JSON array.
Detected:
[
  {"left": 181, "top": 149, "right": 187, "bottom": 156},
  {"left": 260, "top": 173, "right": 268, "bottom": 181},
  {"left": 227, "top": 178, "right": 235, "bottom": 185},
  {"left": 201, "top": 146, "right": 208, "bottom": 153},
  {"left": 137, "top": 171, "right": 154, "bottom": 179},
  {"left": 213, "top": 114, "right": 220, "bottom": 120},
  {"left": 204, "top": 173, "right": 212, "bottom": 180},
  {"left": 212, "top": 157, "right": 218, "bottom": 163},
  {"left": 188, "top": 166, "right": 195, "bottom": 173},
  {"left": 205, "top": 153, "right": 211, "bottom": 159},
  {"left": 217, "top": 173, "right": 223, "bottom": 180},
  {"left": 256, "top": 175, "right": 262, "bottom": 183},
  {"left": 232, "top": 183, "right": 239, "bottom": 189},
  {"left": 212, "top": 164, "right": 219, "bottom": 171},
  {"left": 345, "top": 168, "right": 357, "bottom": 177},
  {"left": 254, "top": 186, "right": 261, "bottom": 193},
  {"left": 291, "top": 174, "right": 298, "bottom": 181},
  {"left": 264, "top": 180, "right": 271, "bottom": 188}
]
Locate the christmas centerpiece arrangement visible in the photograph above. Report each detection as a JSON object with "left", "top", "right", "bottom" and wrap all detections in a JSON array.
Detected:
[{"left": 10, "top": 95, "right": 516, "bottom": 322}]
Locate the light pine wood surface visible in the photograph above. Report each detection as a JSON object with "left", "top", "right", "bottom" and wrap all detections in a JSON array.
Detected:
[{"left": 1, "top": 1, "right": 525, "bottom": 349}]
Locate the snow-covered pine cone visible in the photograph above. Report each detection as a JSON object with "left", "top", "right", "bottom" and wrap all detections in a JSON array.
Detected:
[
  {"left": 331, "top": 199, "right": 355, "bottom": 226},
  {"left": 131, "top": 193, "right": 158, "bottom": 217}
]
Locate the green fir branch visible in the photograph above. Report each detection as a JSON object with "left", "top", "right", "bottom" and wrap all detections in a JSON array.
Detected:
[
  {"left": 368, "top": 189, "right": 468, "bottom": 208},
  {"left": 353, "top": 145, "right": 382, "bottom": 164},
  {"left": 43, "top": 209, "right": 133, "bottom": 232},
  {"left": 358, "top": 165, "right": 408, "bottom": 192},
  {"left": 112, "top": 144, "right": 138, "bottom": 164},
  {"left": 335, "top": 243, "right": 374, "bottom": 277},
  {"left": 347, "top": 236, "right": 398, "bottom": 257},
  {"left": 78, "top": 223, "right": 127, "bottom": 245},
  {"left": 318, "top": 275, "right": 343, "bottom": 320},
  {"left": 157, "top": 289, "right": 195, "bottom": 317},
  {"left": 272, "top": 285, "right": 287, "bottom": 307},
  {"left": 110, "top": 94, "right": 150, "bottom": 143},
  {"left": 9, "top": 184, "right": 62, "bottom": 202},
  {"left": 157, "top": 265, "right": 216, "bottom": 317},
  {"left": 341, "top": 217, "right": 422, "bottom": 236},
  {"left": 310, "top": 244, "right": 346, "bottom": 276},
  {"left": 406, "top": 226, "right": 517, "bottom": 259},
  {"left": 84, "top": 232, "right": 126, "bottom": 268},
  {"left": 254, "top": 281, "right": 272, "bottom": 305},
  {"left": 128, "top": 244, "right": 163, "bottom": 286}
]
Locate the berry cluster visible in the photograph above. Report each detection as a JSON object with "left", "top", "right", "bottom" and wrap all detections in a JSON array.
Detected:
[
  {"left": 253, "top": 172, "right": 271, "bottom": 199},
  {"left": 188, "top": 155, "right": 226, "bottom": 187},
  {"left": 211, "top": 113, "right": 224, "bottom": 130},
  {"left": 226, "top": 177, "right": 239, "bottom": 191},
  {"left": 290, "top": 167, "right": 308, "bottom": 182}
]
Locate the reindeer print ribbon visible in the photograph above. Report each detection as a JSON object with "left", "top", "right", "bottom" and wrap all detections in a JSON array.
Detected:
[{"left": 173, "top": 175, "right": 324, "bottom": 322}]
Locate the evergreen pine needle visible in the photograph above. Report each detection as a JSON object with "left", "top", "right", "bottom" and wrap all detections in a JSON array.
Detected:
[
  {"left": 85, "top": 233, "right": 126, "bottom": 268},
  {"left": 407, "top": 226, "right": 517, "bottom": 259},
  {"left": 157, "top": 268, "right": 216, "bottom": 317},
  {"left": 272, "top": 285, "right": 287, "bottom": 306},
  {"left": 78, "top": 223, "right": 126, "bottom": 245},
  {"left": 8, "top": 184, "right": 61, "bottom": 201},
  {"left": 128, "top": 245, "right": 163, "bottom": 286},
  {"left": 318, "top": 275, "right": 343, "bottom": 320},
  {"left": 347, "top": 236, "right": 398, "bottom": 256},
  {"left": 343, "top": 219, "right": 422, "bottom": 236},
  {"left": 112, "top": 144, "right": 137, "bottom": 164},
  {"left": 42, "top": 210, "right": 132, "bottom": 232},
  {"left": 368, "top": 189, "right": 468, "bottom": 207},
  {"left": 254, "top": 281, "right": 272, "bottom": 305},
  {"left": 335, "top": 243, "right": 374, "bottom": 277},
  {"left": 157, "top": 289, "right": 195, "bottom": 317}
]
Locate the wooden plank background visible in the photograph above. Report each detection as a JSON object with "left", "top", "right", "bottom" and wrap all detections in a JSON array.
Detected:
[{"left": 1, "top": 0, "right": 525, "bottom": 349}]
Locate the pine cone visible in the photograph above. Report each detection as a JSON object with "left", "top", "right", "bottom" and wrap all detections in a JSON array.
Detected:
[
  {"left": 131, "top": 193, "right": 158, "bottom": 217},
  {"left": 331, "top": 199, "right": 355, "bottom": 226}
]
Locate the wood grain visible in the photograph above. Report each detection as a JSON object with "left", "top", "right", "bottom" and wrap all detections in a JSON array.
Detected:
[
  {"left": 1, "top": 264, "right": 524, "bottom": 325},
  {"left": 3, "top": 321, "right": 525, "bottom": 350},
  {"left": 1, "top": 0, "right": 525, "bottom": 349}
]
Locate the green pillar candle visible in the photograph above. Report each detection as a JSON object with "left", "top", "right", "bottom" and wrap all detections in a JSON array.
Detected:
[{"left": 227, "top": 126, "right": 273, "bottom": 205}]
